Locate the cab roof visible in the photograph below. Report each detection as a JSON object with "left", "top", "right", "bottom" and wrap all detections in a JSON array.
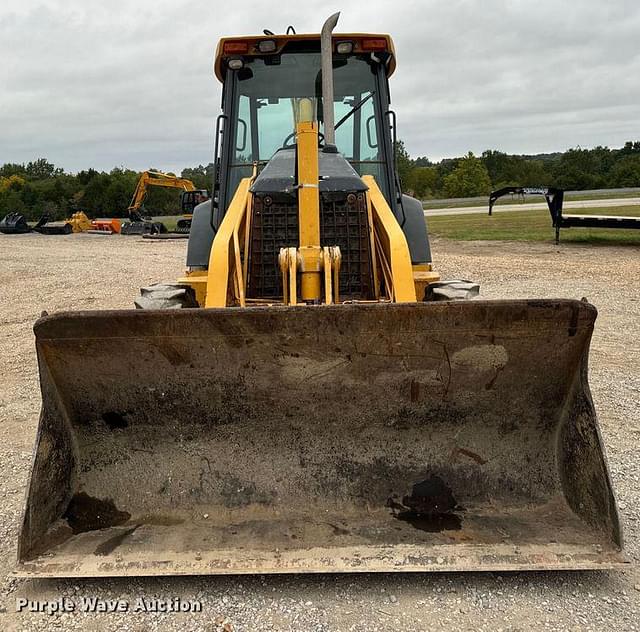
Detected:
[{"left": 214, "top": 33, "right": 396, "bottom": 82}]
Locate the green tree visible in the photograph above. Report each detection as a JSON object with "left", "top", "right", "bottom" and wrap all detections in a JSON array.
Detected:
[
  {"left": 619, "top": 141, "right": 640, "bottom": 156},
  {"left": 436, "top": 158, "right": 459, "bottom": 184},
  {"left": 181, "top": 165, "right": 212, "bottom": 191},
  {"left": 481, "top": 150, "right": 551, "bottom": 188},
  {"left": 2, "top": 140, "right": 639, "bottom": 218},
  {"left": 18, "top": 182, "right": 45, "bottom": 219},
  {"left": 0, "top": 163, "right": 27, "bottom": 178},
  {"left": 443, "top": 152, "right": 492, "bottom": 197},
  {"left": 516, "top": 159, "right": 550, "bottom": 187},
  {"left": 413, "top": 156, "right": 433, "bottom": 168},
  {"left": 81, "top": 173, "right": 111, "bottom": 216},
  {"left": 405, "top": 166, "right": 439, "bottom": 199},
  {"left": 25, "top": 158, "right": 62, "bottom": 180},
  {"left": 0, "top": 174, "right": 26, "bottom": 193},
  {"left": 77, "top": 168, "right": 99, "bottom": 185},
  {"left": 482, "top": 150, "right": 515, "bottom": 184},
  {"left": 0, "top": 189, "right": 26, "bottom": 215},
  {"left": 551, "top": 148, "right": 607, "bottom": 190},
  {"left": 608, "top": 156, "right": 640, "bottom": 187},
  {"left": 394, "top": 139, "right": 413, "bottom": 186},
  {"left": 104, "top": 178, "right": 135, "bottom": 217}
]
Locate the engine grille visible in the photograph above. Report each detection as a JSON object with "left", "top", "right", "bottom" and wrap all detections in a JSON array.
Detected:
[{"left": 247, "top": 193, "right": 374, "bottom": 301}]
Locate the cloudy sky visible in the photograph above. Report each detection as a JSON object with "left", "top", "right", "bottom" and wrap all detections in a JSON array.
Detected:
[{"left": 1, "top": 1, "right": 638, "bottom": 173}]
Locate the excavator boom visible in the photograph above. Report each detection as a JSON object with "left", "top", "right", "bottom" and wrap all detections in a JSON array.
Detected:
[{"left": 127, "top": 170, "right": 197, "bottom": 214}]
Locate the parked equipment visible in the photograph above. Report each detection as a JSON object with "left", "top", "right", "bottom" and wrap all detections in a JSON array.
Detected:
[
  {"left": 0, "top": 212, "right": 73, "bottom": 235},
  {"left": 1, "top": 211, "right": 121, "bottom": 236},
  {"left": 18, "top": 15, "right": 624, "bottom": 578},
  {"left": 120, "top": 211, "right": 167, "bottom": 235},
  {"left": 67, "top": 212, "right": 93, "bottom": 233},
  {"left": 120, "top": 171, "right": 208, "bottom": 235},
  {"left": 87, "top": 218, "right": 122, "bottom": 234},
  {"left": 34, "top": 212, "right": 112, "bottom": 235},
  {"left": 489, "top": 186, "right": 640, "bottom": 243},
  {"left": 0, "top": 212, "right": 31, "bottom": 234}
]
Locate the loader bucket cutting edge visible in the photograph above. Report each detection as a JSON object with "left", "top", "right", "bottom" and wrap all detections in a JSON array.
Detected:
[{"left": 16, "top": 299, "right": 625, "bottom": 577}]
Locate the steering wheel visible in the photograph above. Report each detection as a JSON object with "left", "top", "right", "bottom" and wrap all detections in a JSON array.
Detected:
[{"left": 282, "top": 131, "right": 325, "bottom": 148}]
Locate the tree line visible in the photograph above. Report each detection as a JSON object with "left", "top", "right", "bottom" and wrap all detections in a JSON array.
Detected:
[
  {"left": 0, "top": 161, "right": 214, "bottom": 221},
  {"left": 1, "top": 142, "right": 639, "bottom": 220}
]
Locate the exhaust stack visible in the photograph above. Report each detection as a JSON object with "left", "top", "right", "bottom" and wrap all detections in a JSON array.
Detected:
[{"left": 320, "top": 12, "right": 340, "bottom": 146}]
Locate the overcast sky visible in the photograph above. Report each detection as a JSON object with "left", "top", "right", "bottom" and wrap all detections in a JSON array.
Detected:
[{"left": 1, "top": 1, "right": 639, "bottom": 173}]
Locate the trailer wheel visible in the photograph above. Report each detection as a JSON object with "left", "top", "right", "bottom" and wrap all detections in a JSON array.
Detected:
[{"left": 134, "top": 283, "right": 198, "bottom": 309}]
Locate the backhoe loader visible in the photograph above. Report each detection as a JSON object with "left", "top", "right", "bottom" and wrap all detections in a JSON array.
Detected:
[{"left": 17, "top": 14, "right": 624, "bottom": 577}]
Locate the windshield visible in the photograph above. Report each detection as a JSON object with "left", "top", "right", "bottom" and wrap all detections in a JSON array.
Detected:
[{"left": 225, "top": 52, "right": 387, "bottom": 200}]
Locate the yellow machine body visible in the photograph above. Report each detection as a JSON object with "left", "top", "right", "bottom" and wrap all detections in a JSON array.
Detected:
[{"left": 16, "top": 19, "right": 624, "bottom": 578}]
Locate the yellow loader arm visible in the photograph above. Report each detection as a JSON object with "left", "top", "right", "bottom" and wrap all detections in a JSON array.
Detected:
[{"left": 181, "top": 121, "right": 429, "bottom": 308}]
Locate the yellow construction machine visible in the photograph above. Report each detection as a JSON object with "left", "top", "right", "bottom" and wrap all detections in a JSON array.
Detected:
[
  {"left": 121, "top": 170, "right": 209, "bottom": 234},
  {"left": 17, "top": 14, "right": 624, "bottom": 577},
  {"left": 33, "top": 211, "right": 93, "bottom": 235}
]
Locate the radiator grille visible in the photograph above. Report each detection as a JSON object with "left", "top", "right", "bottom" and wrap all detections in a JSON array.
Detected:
[{"left": 247, "top": 194, "right": 374, "bottom": 301}]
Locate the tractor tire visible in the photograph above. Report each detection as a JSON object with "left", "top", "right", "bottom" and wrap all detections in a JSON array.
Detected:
[
  {"left": 134, "top": 283, "right": 198, "bottom": 309},
  {"left": 424, "top": 280, "right": 480, "bottom": 301}
]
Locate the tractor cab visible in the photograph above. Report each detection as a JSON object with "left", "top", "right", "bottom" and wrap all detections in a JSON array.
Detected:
[
  {"left": 213, "top": 33, "right": 400, "bottom": 220},
  {"left": 187, "top": 30, "right": 431, "bottom": 274}
]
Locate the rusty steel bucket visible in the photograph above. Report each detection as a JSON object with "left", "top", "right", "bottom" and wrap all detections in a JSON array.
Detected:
[{"left": 16, "top": 300, "right": 625, "bottom": 577}]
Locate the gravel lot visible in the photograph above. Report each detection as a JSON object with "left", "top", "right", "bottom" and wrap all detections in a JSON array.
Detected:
[{"left": 0, "top": 233, "right": 638, "bottom": 631}]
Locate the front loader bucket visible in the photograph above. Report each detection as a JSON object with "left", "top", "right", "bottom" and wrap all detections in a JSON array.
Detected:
[{"left": 17, "top": 300, "right": 625, "bottom": 577}]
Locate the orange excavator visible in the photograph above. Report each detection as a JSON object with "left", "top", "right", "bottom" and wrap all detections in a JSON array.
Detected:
[{"left": 121, "top": 170, "right": 209, "bottom": 235}]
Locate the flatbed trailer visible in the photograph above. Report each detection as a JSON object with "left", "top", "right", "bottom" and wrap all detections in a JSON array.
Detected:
[{"left": 488, "top": 186, "right": 640, "bottom": 243}]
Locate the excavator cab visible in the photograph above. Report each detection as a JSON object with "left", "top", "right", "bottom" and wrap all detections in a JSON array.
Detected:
[
  {"left": 176, "top": 189, "right": 210, "bottom": 233},
  {"left": 181, "top": 189, "right": 209, "bottom": 214},
  {"left": 17, "top": 15, "right": 624, "bottom": 577}
]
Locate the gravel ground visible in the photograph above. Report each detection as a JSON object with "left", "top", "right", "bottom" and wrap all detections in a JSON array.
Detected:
[{"left": 0, "top": 232, "right": 638, "bottom": 631}]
